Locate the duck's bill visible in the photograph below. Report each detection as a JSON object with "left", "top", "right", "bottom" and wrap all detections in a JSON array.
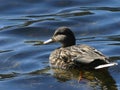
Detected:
[
  {"left": 43, "top": 39, "right": 53, "bottom": 44},
  {"left": 95, "top": 62, "right": 118, "bottom": 69}
]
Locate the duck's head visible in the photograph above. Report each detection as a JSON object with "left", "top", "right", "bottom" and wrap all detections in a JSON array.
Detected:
[{"left": 43, "top": 26, "right": 76, "bottom": 47}]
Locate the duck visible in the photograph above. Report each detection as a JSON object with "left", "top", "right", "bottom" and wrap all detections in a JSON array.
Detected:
[{"left": 43, "top": 26, "right": 118, "bottom": 70}]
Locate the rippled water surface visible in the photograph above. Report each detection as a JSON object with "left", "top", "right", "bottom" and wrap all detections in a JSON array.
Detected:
[{"left": 0, "top": 0, "right": 120, "bottom": 90}]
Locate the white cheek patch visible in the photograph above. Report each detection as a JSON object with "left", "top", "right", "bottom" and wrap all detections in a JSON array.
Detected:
[{"left": 54, "top": 35, "right": 66, "bottom": 42}]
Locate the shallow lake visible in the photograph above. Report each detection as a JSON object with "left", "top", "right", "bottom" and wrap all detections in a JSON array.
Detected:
[{"left": 0, "top": 0, "right": 120, "bottom": 90}]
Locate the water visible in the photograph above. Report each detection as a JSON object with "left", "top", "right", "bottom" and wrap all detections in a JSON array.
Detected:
[{"left": 0, "top": 0, "right": 120, "bottom": 90}]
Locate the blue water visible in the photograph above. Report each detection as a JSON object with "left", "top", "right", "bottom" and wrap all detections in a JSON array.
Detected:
[{"left": 0, "top": 0, "right": 120, "bottom": 90}]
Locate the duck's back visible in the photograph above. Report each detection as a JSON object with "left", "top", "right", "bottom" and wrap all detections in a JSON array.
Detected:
[{"left": 49, "top": 44, "right": 109, "bottom": 69}]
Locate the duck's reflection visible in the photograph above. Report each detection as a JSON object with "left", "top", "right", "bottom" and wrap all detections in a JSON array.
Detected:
[{"left": 52, "top": 68, "right": 117, "bottom": 90}]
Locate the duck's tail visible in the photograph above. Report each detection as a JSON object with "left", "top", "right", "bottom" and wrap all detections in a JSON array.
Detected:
[{"left": 95, "top": 62, "right": 118, "bottom": 69}]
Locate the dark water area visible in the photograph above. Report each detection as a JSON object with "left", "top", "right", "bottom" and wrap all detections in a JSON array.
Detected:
[{"left": 0, "top": 0, "right": 120, "bottom": 90}]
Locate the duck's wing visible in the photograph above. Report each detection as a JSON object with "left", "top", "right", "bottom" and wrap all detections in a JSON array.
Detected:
[{"left": 67, "top": 44, "right": 109, "bottom": 64}]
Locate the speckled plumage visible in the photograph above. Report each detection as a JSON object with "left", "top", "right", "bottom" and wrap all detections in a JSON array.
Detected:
[
  {"left": 49, "top": 44, "right": 109, "bottom": 69},
  {"left": 43, "top": 26, "right": 117, "bottom": 69}
]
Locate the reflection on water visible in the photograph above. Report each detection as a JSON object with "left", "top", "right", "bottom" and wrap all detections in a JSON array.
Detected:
[
  {"left": 52, "top": 68, "right": 117, "bottom": 90},
  {"left": 0, "top": 67, "right": 117, "bottom": 90},
  {"left": 0, "top": 0, "right": 120, "bottom": 90}
]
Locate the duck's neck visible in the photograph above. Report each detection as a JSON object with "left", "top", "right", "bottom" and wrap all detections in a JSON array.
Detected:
[{"left": 62, "top": 41, "right": 76, "bottom": 47}]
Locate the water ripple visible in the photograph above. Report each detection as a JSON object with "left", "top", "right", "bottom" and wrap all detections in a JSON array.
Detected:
[{"left": 0, "top": 0, "right": 120, "bottom": 90}]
